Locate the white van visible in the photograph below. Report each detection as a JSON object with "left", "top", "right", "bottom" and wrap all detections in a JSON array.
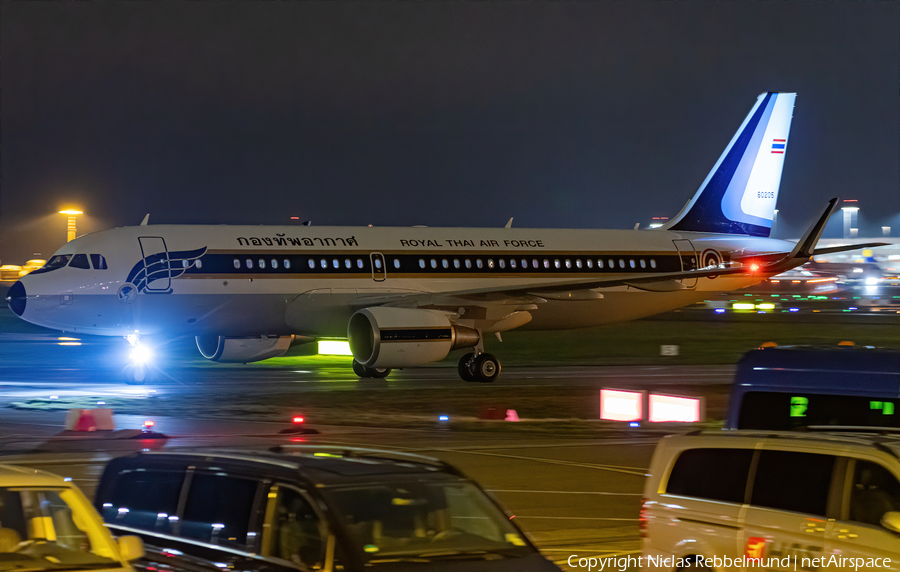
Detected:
[
  {"left": 0, "top": 463, "right": 144, "bottom": 572},
  {"left": 641, "top": 431, "right": 900, "bottom": 571}
]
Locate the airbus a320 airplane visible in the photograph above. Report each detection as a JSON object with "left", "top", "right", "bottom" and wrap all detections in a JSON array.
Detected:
[{"left": 6, "top": 92, "right": 884, "bottom": 383}]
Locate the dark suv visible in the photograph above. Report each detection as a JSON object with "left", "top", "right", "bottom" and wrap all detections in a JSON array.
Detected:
[{"left": 94, "top": 447, "right": 561, "bottom": 571}]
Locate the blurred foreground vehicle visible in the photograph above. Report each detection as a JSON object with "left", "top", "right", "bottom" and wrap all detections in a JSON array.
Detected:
[
  {"left": 641, "top": 431, "right": 900, "bottom": 571},
  {"left": 94, "top": 447, "right": 560, "bottom": 571},
  {"left": 0, "top": 464, "right": 144, "bottom": 572}
]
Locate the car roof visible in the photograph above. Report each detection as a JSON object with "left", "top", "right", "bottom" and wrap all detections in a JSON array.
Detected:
[
  {"left": 0, "top": 464, "right": 74, "bottom": 487},
  {"left": 106, "top": 446, "right": 467, "bottom": 487},
  {"left": 665, "top": 429, "right": 900, "bottom": 458}
]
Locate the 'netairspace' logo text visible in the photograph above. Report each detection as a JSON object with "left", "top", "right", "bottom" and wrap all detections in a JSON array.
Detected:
[{"left": 567, "top": 555, "right": 893, "bottom": 571}]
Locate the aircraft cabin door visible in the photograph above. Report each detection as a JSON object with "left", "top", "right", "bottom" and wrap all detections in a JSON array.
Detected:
[
  {"left": 138, "top": 236, "right": 172, "bottom": 292},
  {"left": 672, "top": 239, "right": 698, "bottom": 289},
  {"left": 370, "top": 253, "right": 386, "bottom": 282}
]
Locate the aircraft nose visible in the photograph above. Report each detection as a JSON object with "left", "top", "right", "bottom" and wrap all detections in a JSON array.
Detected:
[{"left": 6, "top": 280, "right": 26, "bottom": 316}]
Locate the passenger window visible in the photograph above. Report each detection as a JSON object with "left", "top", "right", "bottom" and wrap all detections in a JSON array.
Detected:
[
  {"left": 542, "top": 259, "right": 549, "bottom": 269},
  {"left": 374, "top": 258, "right": 382, "bottom": 270},
  {"left": 357, "top": 259, "right": 363, "bottom": 269},
  {"left": 442, "top": 259, "right": 449, "bottom": 269},
  {"left": 750, "top": 450, "right": 835, "bottom": 516},
  {"left": 510, "top": 259, "right": 517, "bottom": 269},
  {"left": 272, "top": 259, "right": 279, "bottom": 269},
  {"left": 183, "top": 260, "right": 189, "bottom": 268},
  {"left": 619, "top": 259, "right": 625, "bottom": 269},
  {"left": 393, "top": 259, "right": 400, "bottom": 269},
  {"left": 308, "top": 259, "right": 316, "bottom": 269},
  {"left": 608, "top": 259, "right": 614, "bottom": 268},
  {"left": 181, "top": 473, "right": 259, "bottom": 550},
  {"left": 268, "top": 487, "right": 325, "bottom": 569},
  {"left": 575, "top": 260, "right": 581, "bottom": 269},
  {"left": 259, "top": 259, "right": 266, "bottom": 269},
  {"left": 650, "top": 259, "right": 657, "bottom": 269},
  {"left": 629, "top": 260, "right": 635, "bottom": 268},
  {"left": 430, "top": 259, "right": 437, "bottom": 269},
  {"left": 597, "top": 260, "right": 604, "bottom": 269},
  {"left": 332, "top": 259, "right": 339, "bottom": 269},
  {"left": 465, "top": 259, "right": 472, "bottom": 269},
  {"left": 320, "top": 259, "right": 327, "bottom": 269},
  {"left": 487, "top": 259, "right": 494, "bottom": 269},
  {"left": 476, "top": 260, "right": 483, "bottom": 269},
  {"left": 195, "top": 259, "right": 203, "bottom": 270},
  {"left": 640, "top": 259, "right": 646, "bottom": 269},
  {"left": 284, "top": 259, "right": 291, "bottom": 269},
  {"left": 532, "top": 259, "right": 538, "bottom": 269},
  {"left": 419, "top": 259, "right": 425, "bottom": 269},
  {"left": 586, "top": 259, "right": 593, "bottom": 269},
  {"left": 90, "top": 254, "right": 108, "bottom": 270},
  {"left": 554, "top": 259, "right": 560, "bottom": 269},
  {"left": 453, "top": 259, "right": 460, "bottom": 269},
  {"left": 666, "top": 448, "right": 753, "bottom": 504},
  {"left": 848, "top": 461, "right": 900, "bottom": 527},
  {"left": 234, "top": 258, "right": 241, "bottom": 269},
  {"left": 103, "top": 470, "right": 185, "bottom": 534},
  {"left": 246, "top": 258, "right": 254, "bottom": 269},
  {"left": 70, "top": 254, "right": 90, "bottom": 269},
  {"left": 499, "top": 259, "right": 506, "bottom": 269},
  {"left": 347, "top": 259, "right": 354, "bottom": 269}
]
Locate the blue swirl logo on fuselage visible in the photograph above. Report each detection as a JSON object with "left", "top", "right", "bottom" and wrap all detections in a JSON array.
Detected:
[{"left": 125, "top": 246, "right": 207, "bottom": 294}]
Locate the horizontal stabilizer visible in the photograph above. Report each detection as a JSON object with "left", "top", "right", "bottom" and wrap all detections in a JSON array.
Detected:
[{"left": 811, "top": 242, "right": 890, "bottom": 256}]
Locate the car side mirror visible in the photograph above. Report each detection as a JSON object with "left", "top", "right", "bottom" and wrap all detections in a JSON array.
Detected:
[
  {"left": 881, "top": 511, "right": 900, "bottom": 534},
  {"left": 118, "top": 535, "right": 145, "bottom": 561}
]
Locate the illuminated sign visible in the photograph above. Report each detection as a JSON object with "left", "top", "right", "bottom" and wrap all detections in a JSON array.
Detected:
[
  {"left": 318, "top": 341, "right": 353, "bottom": 356},
  {"left": 600, "top": 390, "right": 644, "bottom": 422},
  {"left": 649, "top": 394, "right": 703, "bottom": 423}
]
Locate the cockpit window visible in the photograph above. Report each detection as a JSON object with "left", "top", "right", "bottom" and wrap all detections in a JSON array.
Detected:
[
  {"left": 90, "top": 254, "right": 108, "bottom": 269},
  {"left": 69, "top": 254, "right": 91, "bottom": 269}
]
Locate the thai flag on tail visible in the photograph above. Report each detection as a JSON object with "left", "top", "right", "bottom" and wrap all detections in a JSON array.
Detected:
[{"left": 771, "top": 139, "right": 786, "bottom": 154}]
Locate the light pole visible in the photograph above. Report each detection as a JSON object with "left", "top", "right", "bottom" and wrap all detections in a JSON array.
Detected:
[{"left": 59, "top": 209, "right": 83, "bottom": 242}]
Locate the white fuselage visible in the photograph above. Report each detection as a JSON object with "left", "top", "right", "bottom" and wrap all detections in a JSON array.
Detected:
[{"left": 12, "top": 224, "right": 794, "bottom": 339}]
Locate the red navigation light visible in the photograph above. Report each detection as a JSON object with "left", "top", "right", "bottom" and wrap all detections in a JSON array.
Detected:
[
  {"left": 143, "top": 420, "right": 155, "bottom": 428},
  {"left": 292, "top": 416, "right": 305, "bottom": 424},
  {"left": 750, "top": 263, "right": 760, "bottom": 272}
]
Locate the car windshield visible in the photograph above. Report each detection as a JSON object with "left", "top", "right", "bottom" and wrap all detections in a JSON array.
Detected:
[
  {"left": 325, "top": 481, "right": 533, "bottom": 563},
  {"left": 0, "top": 487, "right": 119, "bottom": 571}
]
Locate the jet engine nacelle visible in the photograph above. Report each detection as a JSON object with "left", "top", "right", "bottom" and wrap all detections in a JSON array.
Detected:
[
  {"left": 348, "top": 307, "right": 480, "bottom": 369},
  {"left": 196, "top": 335, "right": 293, "bottom": 363}
]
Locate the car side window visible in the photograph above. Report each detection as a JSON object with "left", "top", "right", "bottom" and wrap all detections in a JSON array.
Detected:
[
  {"left": 181, "top": 473, "right": 260, "bottom": 550},
  {"left": 665, "top": 448, "right": 753, "bottom": 503},
  {"left": 102, "top": 469, "right": 185, "bottom": 533},
  {"left": 750, "top": 450, "right": 835, "bottom": 516},
  {"left": 267, "top": 486, "right": 326, "bottom": 569},
  {"left": 848, "top": 460, "right": 900, "bottom": 527}
]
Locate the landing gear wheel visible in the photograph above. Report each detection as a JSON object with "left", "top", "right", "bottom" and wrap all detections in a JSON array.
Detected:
[
  {"left": 471, "top": 353, "right": 500, "bottom": 383},
  {"left": 458, "top": 353, "right": 476, "bottom": 382},
  {"left": 353, "top": 359, "right": 391, "bottom": 379}
]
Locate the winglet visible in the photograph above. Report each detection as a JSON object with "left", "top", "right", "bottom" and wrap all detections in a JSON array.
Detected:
[
  {"left": 140, "top": 214, "right": 150, "bottom": 226},
  {"left": 789, "top": 197, "right": 840, "bottom": 260}
]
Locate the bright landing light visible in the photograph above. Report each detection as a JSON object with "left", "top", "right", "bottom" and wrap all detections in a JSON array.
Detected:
[{"left": 130, "top": 345, "right": 154, "bottom": 364}]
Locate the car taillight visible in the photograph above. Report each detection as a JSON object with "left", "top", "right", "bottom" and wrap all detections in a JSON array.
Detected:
[{"left": 639, "top": 497, "right": 649, "bottom": 538}]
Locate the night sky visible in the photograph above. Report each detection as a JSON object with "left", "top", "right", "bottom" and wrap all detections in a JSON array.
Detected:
[{"left": 2, "top": 1, "right": 897, "bottom": 263}]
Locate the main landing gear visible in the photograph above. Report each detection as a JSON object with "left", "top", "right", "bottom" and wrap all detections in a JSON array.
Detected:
[
  {"left": 352, "top": 359, "right": 391, "bottom": 379},
  {"left": 458, "top": 352, "right": 501, "bottom": 383}
]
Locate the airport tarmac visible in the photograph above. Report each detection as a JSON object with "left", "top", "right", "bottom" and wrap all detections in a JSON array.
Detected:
[{"left": 0, "top": 357, "right": 725, "bottom": 570}]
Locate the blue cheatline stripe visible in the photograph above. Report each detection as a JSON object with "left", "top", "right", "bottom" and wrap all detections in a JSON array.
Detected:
[
  {"left": 670, "top": 93, "right": 776, "bottom": 237},
  {"left": 772, "top": 143, "right": 785, "bottom": 149}
]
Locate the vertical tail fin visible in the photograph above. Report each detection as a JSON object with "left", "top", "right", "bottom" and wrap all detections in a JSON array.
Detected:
[{"left": 663, "top": 92, "right": 796, "bottom": 236}]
